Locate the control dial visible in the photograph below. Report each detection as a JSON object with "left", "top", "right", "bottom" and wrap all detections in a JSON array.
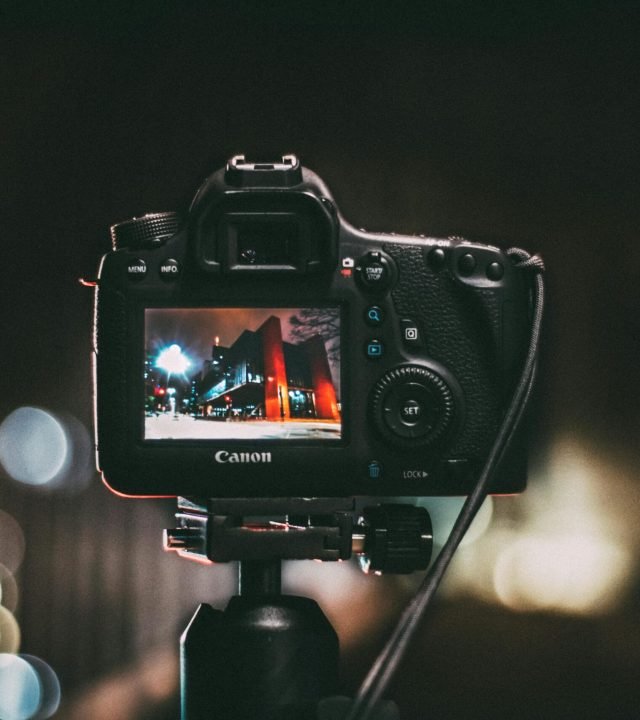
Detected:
[
  {"left": 110, "top": 212, "right": 181, "bottom": 250},
  {"left": 370, "top": 364, "right": 457, "bottom": 447}
]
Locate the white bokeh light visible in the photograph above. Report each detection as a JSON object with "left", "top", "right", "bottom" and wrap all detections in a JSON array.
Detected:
[
  {"left": 0, "top": 408, "right": 67, "bottom": 486},
  {"left": 493, "top": 532, "right": 631, "bottom": 614},
  {"left": 0, "top": 407, "right": 93, "bottom": 492}
]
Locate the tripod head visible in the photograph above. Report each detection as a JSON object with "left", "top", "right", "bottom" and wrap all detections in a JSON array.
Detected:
[
  {"left": 165, "top": 497, "right": 433, "bottom": 574},
  {"left": 165, "top": 497, "right": 432, "bottom": 720}
]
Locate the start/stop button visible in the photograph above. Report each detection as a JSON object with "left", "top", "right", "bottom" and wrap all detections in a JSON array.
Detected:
[{"left": 355, "top": 251, "right": 394, "bottom": 293}]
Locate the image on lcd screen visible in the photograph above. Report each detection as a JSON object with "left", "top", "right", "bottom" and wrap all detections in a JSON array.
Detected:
[{"left": 144, "top": 307, "right": 341, "bottom": 441}]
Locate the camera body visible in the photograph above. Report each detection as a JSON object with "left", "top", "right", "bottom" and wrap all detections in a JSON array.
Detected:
[{"left": 94, "top": 155, "right": 530, "bottom": 498}]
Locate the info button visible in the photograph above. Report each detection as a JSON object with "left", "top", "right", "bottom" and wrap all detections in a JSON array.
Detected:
[{"left": 159, "top": 258, "right": 181, "bottom": 281}]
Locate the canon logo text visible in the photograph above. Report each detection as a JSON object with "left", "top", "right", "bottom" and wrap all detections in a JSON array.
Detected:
[{"left": 214, "top": 450, "right": 273, "bottom": 464}]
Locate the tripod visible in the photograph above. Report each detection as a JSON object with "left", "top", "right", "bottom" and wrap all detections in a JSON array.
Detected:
[
  {"left": 181, "top": 558, "right": 338, "bottom": 719},
  {"left": 165, "top": 498, "right": 432, "bottom": 720}
]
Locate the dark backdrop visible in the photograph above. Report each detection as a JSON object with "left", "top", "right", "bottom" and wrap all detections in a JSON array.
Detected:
[{"left": 1, "top": 2, "right": 639, "bottom": 719}]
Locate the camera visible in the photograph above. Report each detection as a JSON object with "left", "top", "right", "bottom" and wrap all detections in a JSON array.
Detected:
[{"left": 94, "top": 154, "right": 531, "bottom": 499}]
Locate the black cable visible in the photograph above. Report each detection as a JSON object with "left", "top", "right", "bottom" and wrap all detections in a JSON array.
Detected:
[{"left": 344, "top": 249, "right": 546, "bottom": 720}]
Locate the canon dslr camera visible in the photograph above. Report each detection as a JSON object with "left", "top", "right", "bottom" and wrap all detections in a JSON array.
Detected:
[{"left": 94, "top": 154, "right": 531, "bottom": 499}]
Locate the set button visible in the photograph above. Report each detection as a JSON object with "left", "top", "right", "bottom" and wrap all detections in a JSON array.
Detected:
[
  {"left": 399, "top": 398, "right": 423, "bottom": 425},
  {"left": 382, "top": 382, "right": 439, "bottom": 439}
]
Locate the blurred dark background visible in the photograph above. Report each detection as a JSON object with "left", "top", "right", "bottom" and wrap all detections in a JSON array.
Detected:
[{"left": 1, "top": 2, "right": 639, "bottom": 718}]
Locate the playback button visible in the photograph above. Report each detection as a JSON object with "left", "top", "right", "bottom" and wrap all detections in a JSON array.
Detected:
[{"left": 365, "top": 339, "right": 385, "bottom": 359}]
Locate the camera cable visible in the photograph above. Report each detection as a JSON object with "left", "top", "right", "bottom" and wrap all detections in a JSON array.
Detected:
[{"left": 343, "top": 247, "right": 546, "bottom": 720}]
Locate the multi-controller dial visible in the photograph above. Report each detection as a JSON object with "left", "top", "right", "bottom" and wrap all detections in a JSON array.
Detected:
[{"left": 370, "top": 365, "right": 457, "bottom": 447}]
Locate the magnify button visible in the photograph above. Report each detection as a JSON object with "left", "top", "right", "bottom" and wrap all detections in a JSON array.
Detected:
[{"left": 365, "top": 305, "right": 384, "bottom": 326}]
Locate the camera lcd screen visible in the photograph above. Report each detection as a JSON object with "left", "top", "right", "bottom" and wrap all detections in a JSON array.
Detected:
[{"left": 144, "top": 307, "right": 341, "bottom": 441}]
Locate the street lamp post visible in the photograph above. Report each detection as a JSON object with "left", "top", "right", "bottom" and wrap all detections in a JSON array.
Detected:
[{"left": 155, "top": 344, "right": 191, "bottom": 417}]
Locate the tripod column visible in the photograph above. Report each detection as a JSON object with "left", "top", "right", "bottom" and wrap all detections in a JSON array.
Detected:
[
  {"left": 181, "top": 559, "right": 340, "bottom": 720},
  {"left": 239, "top": 558, "right": 281, "bottom": 597}
]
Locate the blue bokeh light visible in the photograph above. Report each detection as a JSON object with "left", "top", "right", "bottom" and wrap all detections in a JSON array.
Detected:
[
  {"left": 20, "top": 655, "right": 61, "bottom": 719},
  {"left": 0, "top": 654, "right": 42, "bottom": 720}
]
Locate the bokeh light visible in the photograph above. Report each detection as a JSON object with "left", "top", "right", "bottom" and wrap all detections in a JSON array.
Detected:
[
  {"left": 0, "top": 606, "right": 21, "bottom": 654},
  {"left": 59, "top": 647, "right": 177, "bottom": 720},
  {"left": 0, "top": 408, "right": 67, "bottom": 486},
  {"left": 0, "top": 511, "right": 25, "bottom": 573},
  {"left": 489, "top": 436, "right": 637, "bottom": 615},
  {"left": 420, "top": 496, "right": 494, "bottom": 548},
  {"left": 0, "top": 654, "right": 42, "bottom": 720},
  {"left": 20, "top": 655, "right": 61, "bottom": 719},
  {"left": 0, "top": 407, "right": 93, "bottom": 492},
  {"left": 0, "top": 563, "right": 20, "bottom": 613},
  {"left": 47, "top": 412, "right": 94, "bottom": 493},
  {"left": 438, "top": 435, "right": 639, "bottom": 614},
  {"left": 493, "top": 532, "right": 631, "bottom": 614}
]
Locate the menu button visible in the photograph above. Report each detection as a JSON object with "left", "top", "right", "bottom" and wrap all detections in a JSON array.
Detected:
[{"left": 127, "top": 259, "right": 147, "bottom": 281}]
